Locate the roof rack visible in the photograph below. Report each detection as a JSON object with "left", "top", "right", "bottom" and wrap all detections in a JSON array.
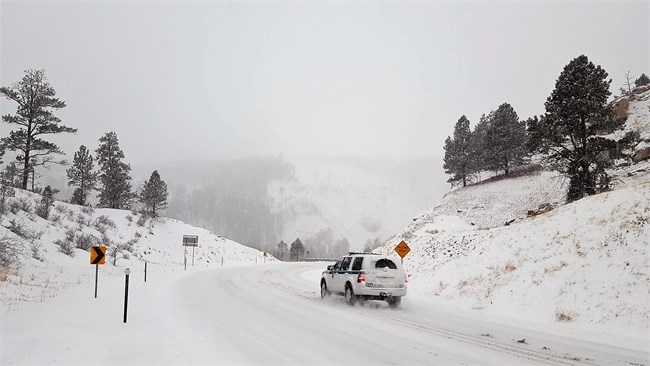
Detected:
[{"left": 347, "top": 252, "right": 380, "bottom": 255}]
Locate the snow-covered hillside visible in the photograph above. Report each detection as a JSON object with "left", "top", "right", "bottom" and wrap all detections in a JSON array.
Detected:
[
  {"left": 0, "top": 192, "right": 269, "bottom": 313},
  {"left": 378, "top": 89, "right": 650, "bottom": 349}
]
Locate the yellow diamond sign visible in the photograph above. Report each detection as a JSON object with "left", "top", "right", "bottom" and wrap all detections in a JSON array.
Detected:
[{"left": 394, "top": 241, "right": 410, "bottom": 258}]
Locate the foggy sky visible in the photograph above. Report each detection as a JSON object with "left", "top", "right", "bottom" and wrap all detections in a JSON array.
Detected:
[{"left": 1, "top": 0, "right": 648, "bottom": 166}]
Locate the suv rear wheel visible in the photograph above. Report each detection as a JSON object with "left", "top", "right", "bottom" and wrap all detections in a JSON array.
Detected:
[
  {"left": 344, "top": 284, "right": 356, "bottom": 306},
  {"left": 387, "top": 296, "right": 401, "bottom": 308}
]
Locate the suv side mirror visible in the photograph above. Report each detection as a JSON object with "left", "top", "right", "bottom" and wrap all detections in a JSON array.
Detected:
[{"left": 327, "top": 265, "right": 333, "bottom": 270}]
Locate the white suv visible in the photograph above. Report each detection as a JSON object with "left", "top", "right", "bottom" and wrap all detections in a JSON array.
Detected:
[{"left": 320, "top": 252, "right": 407, "bottom": 308}]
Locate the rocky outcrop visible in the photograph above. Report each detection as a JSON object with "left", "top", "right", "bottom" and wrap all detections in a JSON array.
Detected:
[{"left": 633, "top": 147, "right": 650, "bottom": 163}]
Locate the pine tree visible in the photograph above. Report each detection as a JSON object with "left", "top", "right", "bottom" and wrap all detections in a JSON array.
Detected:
[
  {"left": 37, "top": 185, "right": 55, "bottom": 219},
  {"left": 634, "top": 73, "right": 650, "bottom": 87},
  {"left": 524, "top": 116, "right": 544, "bottom": 153},
  {"left": 96, "top": 132, "right": 132, "bottom": 209},
  {"left": 483, "top": 103, "right": 528, "bottom": 175},
  {"left": 541, "top": 55, "right": 617, "bottom": 202},
  {"left": 1, "top": 162, "right": 21, "bottom": 188},
  {"left": 66, "top": 145, "right": 97, "bottom": 206},
  {"left": 467, "top": 113, "right": 492, "bottom": 174},
  {"left": 289, "top": 238, "right": 305, "bottom": 261},
  {"left": 140, "top": 170, "right": 168, "bottom": 218},
  {"left": 0, "top": 166, "right": 16, "bottom": 214},
  {"left": 277, "top": 240, "right": 288, "bottom": 261},
  {"left": 0, "top": 69, "right": 77, "bottom": 190},
  {"left": 443, "top": 115, "right": 472, "bottom": 187}
]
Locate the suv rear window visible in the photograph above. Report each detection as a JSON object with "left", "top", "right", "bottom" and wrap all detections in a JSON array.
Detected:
[
  {"left": 351, "top": 257, "right": 363, "bottom": 270},
  {"left": 375, "top": 259, "right": 397, "bottom": 269}
]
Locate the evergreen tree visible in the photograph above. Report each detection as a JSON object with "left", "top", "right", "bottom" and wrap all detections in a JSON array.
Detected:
[
  {"left": 0, "top": 166, "right": 16, "bottom": 214},
  {"left": 96, "top": 132, "right": 132, "bottom": 209},
  {"left": 541, "top": 55, "right": 618, "bottom": 202},
  {"left": 66, "top": 145, "right": 97, "bottom": 205},
  {"left": 289, "top": 238, "right": 305, "bottom": 261},
  {"left": 277, "top": 240, "right": 288, "bottom": 261},
  {"left": 443, "top": 115, "right": 472, "bottom": 187},
  {"left": 37, "top": 185, "right": 55, "bottom": 219},
  {"left": 140, "top": 170, "right": 168, "bottom": 218},
  {"left": 0, "top": 69, "right": 77, "bottom": 189},
  {"left": 1, "top": 162, "right": 22, "bottom": 188},
  {"left": 467, "top": 113, "right": 492, "bottom": 174},
  {"left": 524, "top": 116, "right": 544, "bottom": 154},
  {"left": 634, "top": 73, "right": 650, "bottom": 87},
  {"left": 483, "top": 103, "right": 528, "bottom": 175}
]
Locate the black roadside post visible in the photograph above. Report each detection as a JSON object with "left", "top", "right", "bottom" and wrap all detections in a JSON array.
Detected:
[
  {"left": 94, "top": 263, "right": 99, "bottom": 298},
  {"left": 144, "top": 262, "right": 147, "bottom": 282},
  {"left": 123, "top": 268, "right": 130, "bottom": 323}
]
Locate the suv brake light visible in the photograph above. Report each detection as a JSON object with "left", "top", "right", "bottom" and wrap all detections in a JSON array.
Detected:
[{"left": 357, "top": 273, "right": 365, "bottom": 284}]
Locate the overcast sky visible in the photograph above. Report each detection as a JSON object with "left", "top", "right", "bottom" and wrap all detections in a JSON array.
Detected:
[{"left": 1, "top": 0, "right": 648, "bottom": 165}]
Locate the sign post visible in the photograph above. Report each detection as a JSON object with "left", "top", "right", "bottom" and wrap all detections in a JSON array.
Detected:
[
  {"left": 394, "top": 240, "right": 411, "bottom": 265},
  {"left": 182, "top": 235, "right": 199, "bottom": 270},
  {"left": 90, "top": 245, "right": 106, "bottom": 298}
]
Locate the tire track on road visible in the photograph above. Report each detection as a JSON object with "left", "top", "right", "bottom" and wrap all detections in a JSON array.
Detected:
[{"left": 258, "top": 268, "right": 593, "bottom": 366}]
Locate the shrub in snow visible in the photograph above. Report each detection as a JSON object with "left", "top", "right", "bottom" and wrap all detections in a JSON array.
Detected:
[
  {"left": 36, "top": 186, "right": 55, "bottom": 219},
  {"left": 93, "top": 215, "right": 116, "bottom": 231},
  {"left": 9, "top": 198, "right": 33, "bottom": 214},
  {"left": 126, "top": 215, "right": 133, "bottom": 223},
  {"left": 75, "top": 213, "right": 92, "bottom": 227},
  {"left": 555, "top": 310, "right": 574, "bottom": 322},
  {"left": 0, "top": 231, "right": 23, "bottom": 267},
  {"left": 109, "top": 244, "right": 126, "bottom": 265},
  {"left": 51, "top": 214, "right": 62, "bottom": 224},
  {"left": 80, "top": 206, "right": 94, "bottom": 215},
  {"left": 54, "top": 237, "right": 75, "bottom": 257},
  {"left": 75, "top": 233, "right": 99, "bottom": 251},
  {"left": 30, "top": 242, "right": 45, "bottom": 262},
  {"left": 8, "top": 219, "right": 27, "bottom": 238},
  {"left": 54, "top": 229, "right": 77, "bottom": 257}
]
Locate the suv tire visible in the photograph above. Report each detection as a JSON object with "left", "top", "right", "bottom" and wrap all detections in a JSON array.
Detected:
[
  {"left": 320, "top": 280, "right": 330, "bottom": 299},
  {"left": 345, "top": 284, "right": 356, "bottom": 306},
  {"left": 387, "top": 296, "right": 401, "bottom": 308}
]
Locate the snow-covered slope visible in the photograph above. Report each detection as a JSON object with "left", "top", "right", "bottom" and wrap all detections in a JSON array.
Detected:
[
  {"left": 378, "top": 90, "right": 650, "bottom": 347},
  {"left": 0, "top": 192, "right": 270, "bottom": 313}
]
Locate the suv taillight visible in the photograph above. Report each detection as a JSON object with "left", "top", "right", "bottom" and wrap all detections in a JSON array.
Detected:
[{"left": 357, "top": 273, "right": 365, "bottom": 283}]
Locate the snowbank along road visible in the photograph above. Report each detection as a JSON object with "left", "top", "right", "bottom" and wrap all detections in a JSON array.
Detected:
[{"left": 1, "top": 262, "right": 648, "bottom": 365}]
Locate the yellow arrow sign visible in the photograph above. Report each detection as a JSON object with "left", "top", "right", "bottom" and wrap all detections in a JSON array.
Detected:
[
  {"left": 394, "top": 241, "right": 410, "bottom": 258},
  {"left": 91, "top": 246, "right": 106, "bottom": 265}
]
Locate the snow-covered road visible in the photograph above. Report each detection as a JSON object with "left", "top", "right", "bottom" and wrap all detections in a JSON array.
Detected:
[{"left": 1, "top": 262, "right": 647, "bottom": 365}]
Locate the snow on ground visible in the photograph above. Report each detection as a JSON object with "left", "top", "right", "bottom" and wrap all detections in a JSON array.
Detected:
[
  {"left": 378, "top": 161, "right": 650, "bottom": 350},
  {"left": 0, "top": 192, "right": 270, "bottom": 314},
  {"left": 2, "top": 262, "right": 647, "bottom": 365}
]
